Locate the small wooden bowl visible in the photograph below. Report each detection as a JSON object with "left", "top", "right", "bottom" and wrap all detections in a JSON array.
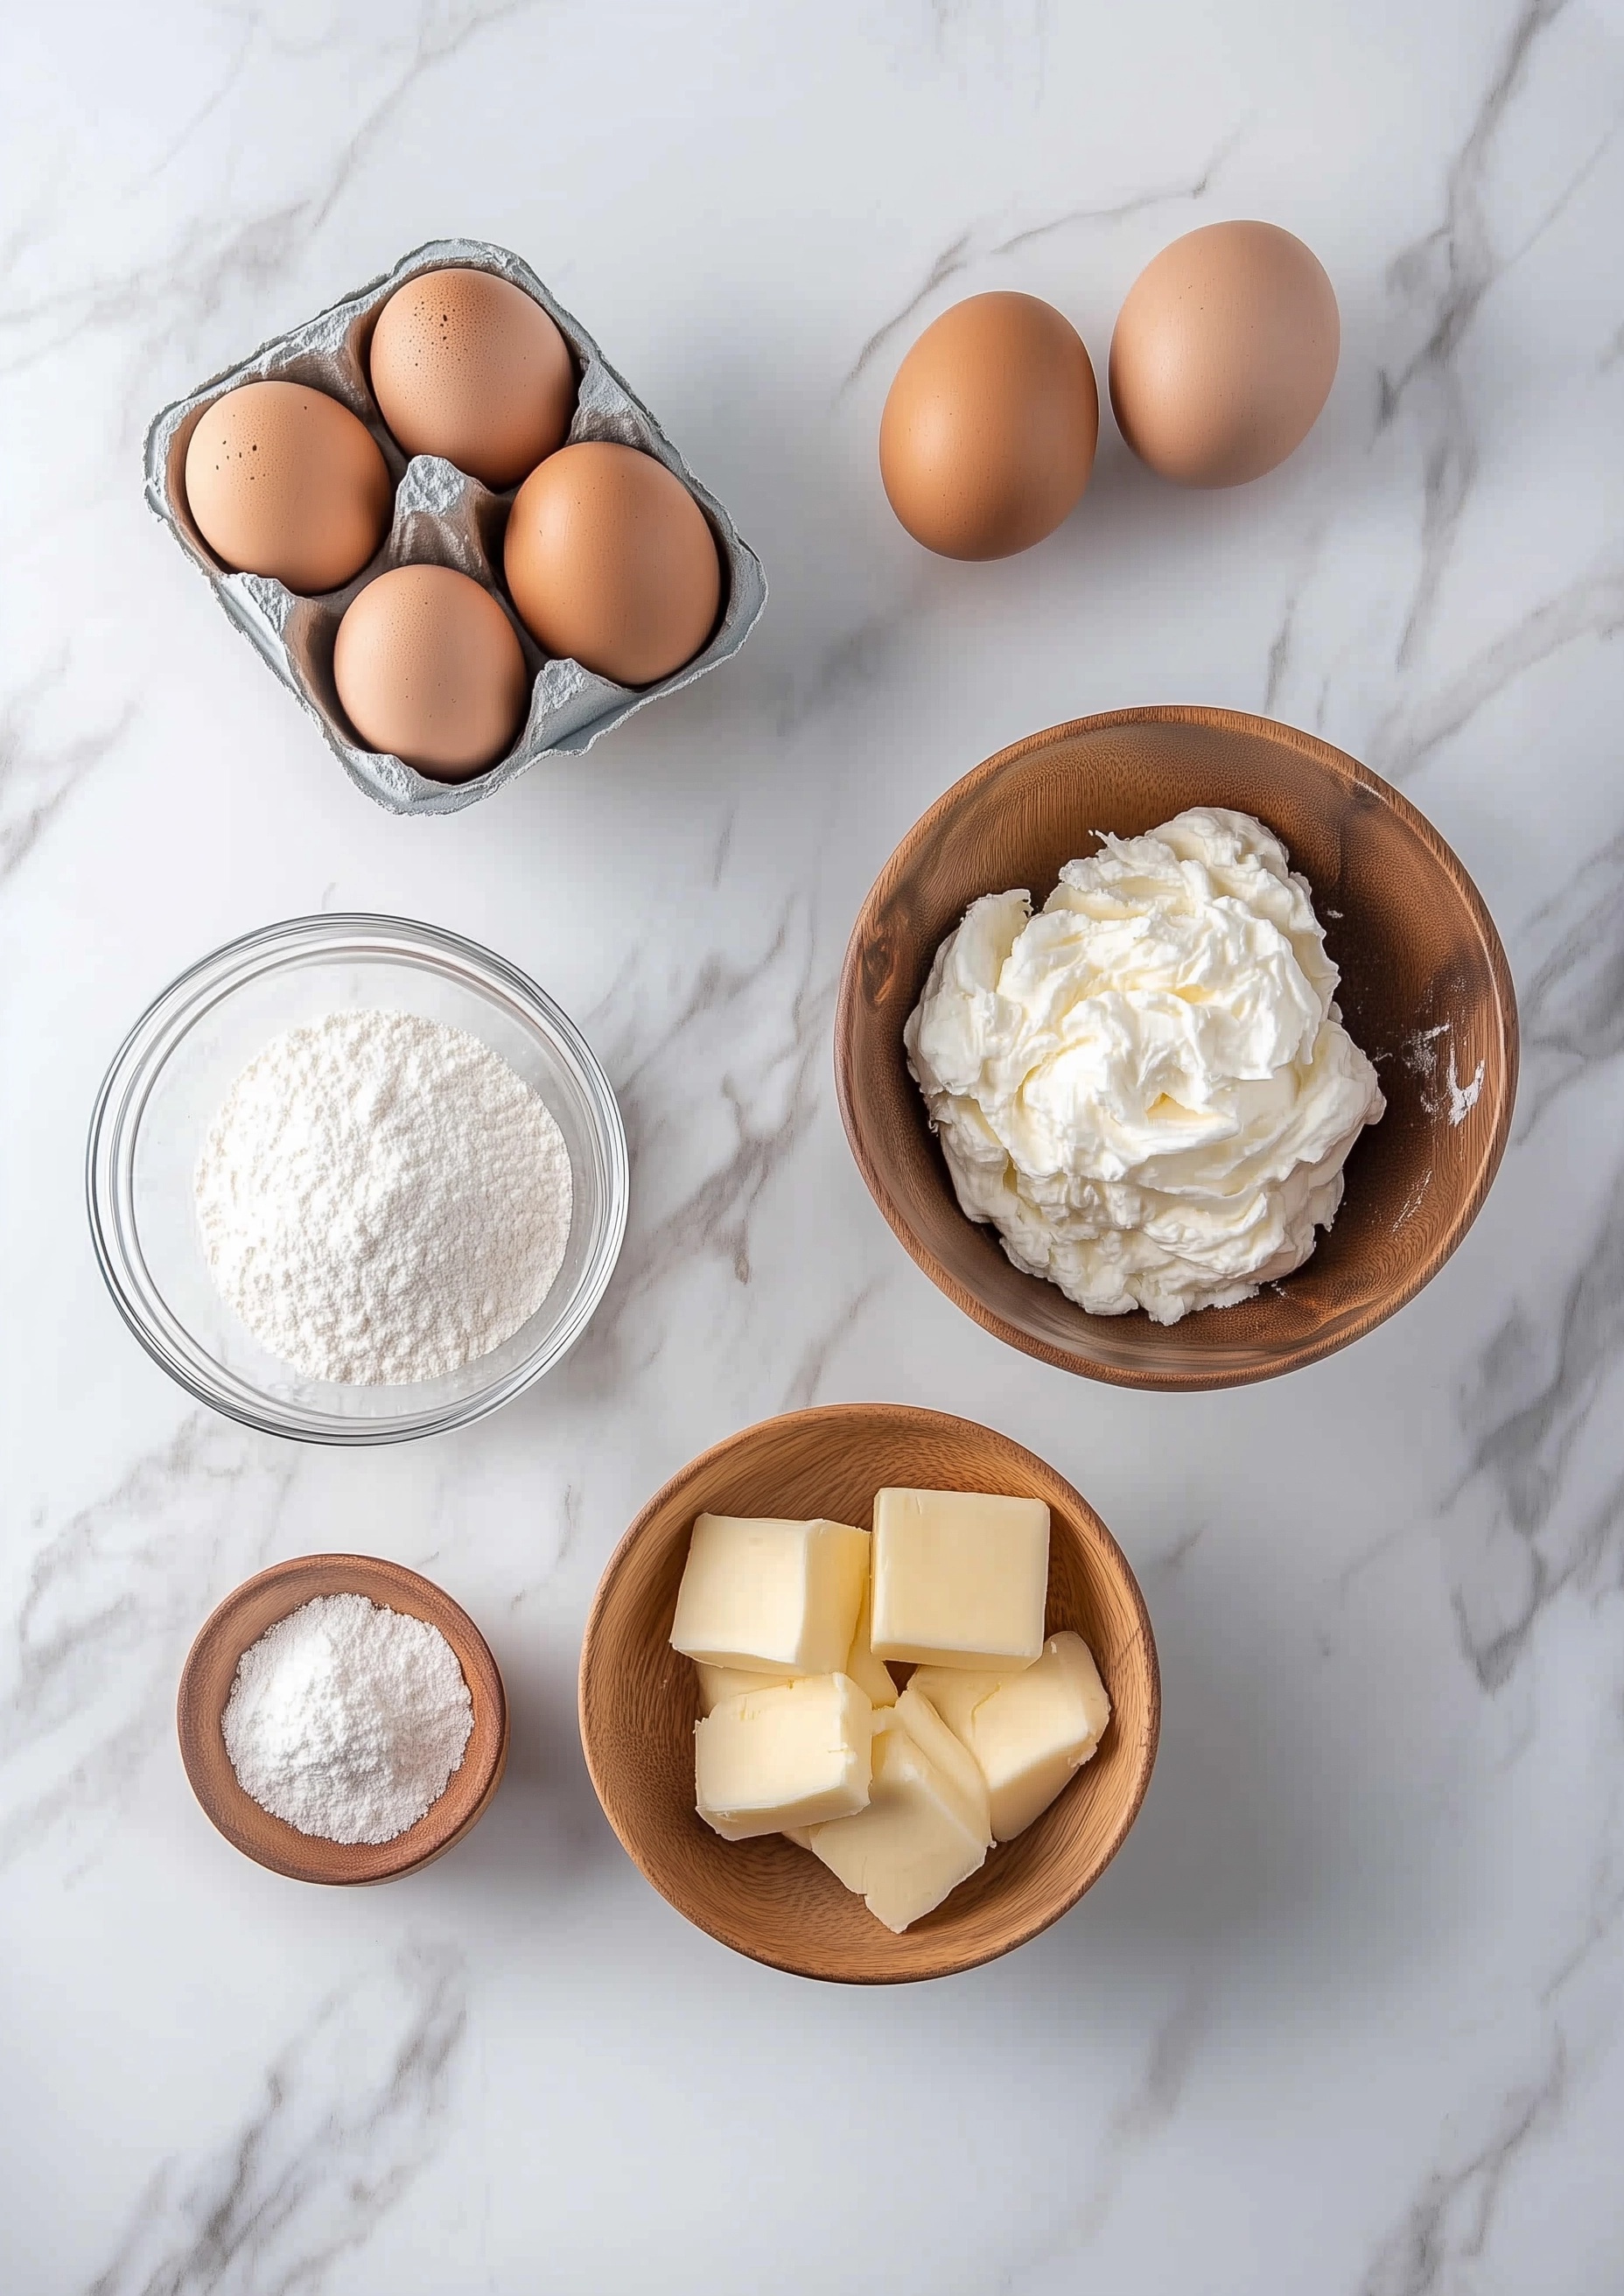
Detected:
[
  {"left": 578, "top": 1404, "right": 1158, "bottom": 1983},
  {"left": 177, "top": 1554, "right": 508, "bottom": 1885},
  {"left": 836, "top": 705, "right": 1517, "bottom": 1390}
]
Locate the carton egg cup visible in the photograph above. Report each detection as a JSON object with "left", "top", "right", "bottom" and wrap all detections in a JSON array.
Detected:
[{"left": 144, "top": 237, "right": 767, "bottom": 817}]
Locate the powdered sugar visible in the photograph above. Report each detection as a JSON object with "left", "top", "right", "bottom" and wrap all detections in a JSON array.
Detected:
[
  {"left": 221, "top": 1592, "right": 474, "bottom": 1844},
  {"left": 194, "top": 1009, "right": 572, "bottom": 1384}
]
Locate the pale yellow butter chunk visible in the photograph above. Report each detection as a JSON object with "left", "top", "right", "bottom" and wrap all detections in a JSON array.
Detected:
[
  {"left": 695, "top": 1673, "right": 872, "bottom": 1842},
  {"left": 807, "top": 1690, "right": 992, "bottom": 1932},
  {"left": 695, "top": 1660, "right": 802, "bottom": 1715},
  {"left": 870, "top": 1488, "right": 1049, "bottom": 1670},
  {"left": 912, "top": 1632, "right": 1111, "bottom": 1841},
  {"left": 696, "top": 1590, "right": 898, "bottom": 1716},
  {"left": 671, "top": 1515, "right": 869, "bottom": 1672},
  {"left": 843, "top": 1578, "right": 900, "bottom": 1708},
  {"left": 890, "top": 1686, "right": 991, "bottom": 1838}
]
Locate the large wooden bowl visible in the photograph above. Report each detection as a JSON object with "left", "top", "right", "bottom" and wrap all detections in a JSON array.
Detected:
[
  {"left": 578, "top": 1404, "right": 1158, "bottom": 1983},
  {"left": 836, "top": 706, "right": 1517, "bottom": 1390},
  {"left": 177, "top": 1554, "right": 508, "bottom": 1884}
]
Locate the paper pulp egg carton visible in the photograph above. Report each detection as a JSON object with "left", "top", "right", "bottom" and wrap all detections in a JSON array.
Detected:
[{"left": 144, "top": 237, "right": 767, "bottom": 817}]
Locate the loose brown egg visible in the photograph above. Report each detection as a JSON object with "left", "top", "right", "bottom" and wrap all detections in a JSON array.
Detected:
[
  {"left": 332, "top": 564, "right": 529, "bottom": 780},
  {"left": 1109, "top": 222, "right": 1339, "bottom": 487},
  {"left": 184, "top": 380, "right": 393, "bottom": 593},
  {"left": 878, "top": 291, "right": 1098, "bottom": 560},
  {"left": 503, "top": 441, "right": 721, "bottom": 687},
  {"left": 369, "top": 269, "right": 577, "bottom": 491}
]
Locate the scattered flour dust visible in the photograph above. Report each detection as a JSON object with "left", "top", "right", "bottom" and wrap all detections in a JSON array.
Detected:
[
  {"left": 195, "top": 1009, "right": 572, "bottom": 1384},
  {"left": 222, "top": 1592, "right": 473, "bottom": 1844},
  {"left": 1389, "top": 1017, "right": 1482, "bottom": 1232},
  {"left": 1392, "top": 1167, "right": 1433, "bottom": 1231},
  {"left": 1446, "top": 1048, "right": 1485, "bottom": 1125},
  {"left": 1401, "top": 1020, "right": 1484, "bottom": 1129},
  {"left": 1403, "top": 1022, "right": 1451, "bottom": 1081}
]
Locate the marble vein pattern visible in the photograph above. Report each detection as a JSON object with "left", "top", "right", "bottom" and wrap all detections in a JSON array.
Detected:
[
  {"left": 1449, "top": 1152, "right": 1624, "bottom": 1690},
  {"left": 990, "top": 1987, "right": 1211, "bottom": 2292},
  {"left": 584, "top": 891, "right": 833, "bottom": 1346},
  {"left": 3, "top": 1, "right": 1623, "bottom": 2291},
  {"left": 839, "top": 131, "right": 1239, "bottom": 392},
  {"left": 1359, "top": 2039, "right": 1567, "bottom": 2296},
  {"left": 0, "top": 670, "right": 136, "bottom": 885},
  {"left": 1367, "top": 559, "right": 1624, "bottom": 784},
  {"left": 1258, "top": 0, "right": 1624, "bottom": 780},
  {"left": 1376, "top": 0, "right": 1577, "bottom": 672},
  {"left": 0, "top": 1417, "right": 298, "bottom": 1873},
  {"left": 1513, "top": 819, "right": 1624, "bottom": 1138},
  {"left": 86, "top": 1946, "right": 466, "bottom": 2296}
]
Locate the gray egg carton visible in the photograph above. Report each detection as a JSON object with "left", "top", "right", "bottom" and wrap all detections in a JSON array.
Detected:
[{"left": 144, "top": 237, "right": 767, "bottom": 816}]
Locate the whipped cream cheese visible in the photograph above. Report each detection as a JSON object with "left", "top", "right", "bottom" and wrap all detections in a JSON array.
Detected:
[{"left": 904, "top": 808, "right": 1384, "bottom": 1324}]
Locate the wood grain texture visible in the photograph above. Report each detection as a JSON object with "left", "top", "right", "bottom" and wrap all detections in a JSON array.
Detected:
[
  {"left": 177, "top": 1554, "right": 508, "bottom": 1886},
  {"left": 578, "top": 1404, "right": 1158, "bottom": 1984},
  {"left": 836, "top": 705, "right": 1518, "bottom": 1390}
]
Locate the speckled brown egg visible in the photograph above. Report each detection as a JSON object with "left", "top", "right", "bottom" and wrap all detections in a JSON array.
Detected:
[
  {"left": 878, "top": 292, "right": 1098, "bottom": 560},
  {"left": 503, "top": 441, "right": 721, "bottom": 687},
  {"left": 368, "top": 269, "right": 577, "bottom": 491},
  {"left": 1109, "top": 222, "right": 1340, "bottom": 487},
  {"left": 184, "top": 380, "right": 392, "bottom": 593},
  {"left": 332, "top": 564, "right": 529, "bottom": 781}
]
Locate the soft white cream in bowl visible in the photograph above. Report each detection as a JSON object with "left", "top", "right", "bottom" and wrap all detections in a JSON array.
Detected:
[{"left": 905, "top": 808, "right": 1384, "bottom": 1326}]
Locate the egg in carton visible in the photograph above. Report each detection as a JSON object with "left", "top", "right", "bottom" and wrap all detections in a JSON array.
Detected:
[{"left": 144, "top": 237, "right": 767, "bottom": 818}]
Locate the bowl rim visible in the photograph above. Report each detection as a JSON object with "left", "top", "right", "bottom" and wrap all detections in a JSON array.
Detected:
[
  {"left": 176, "top": 1551, "right": 509, "bottom": 1885},
  {"left": 86, "top": 910, "right": 629, "bottom": 1445},
  {"left": 834, "top": 704, "right": 1519, "bottom": 1392},
  {"left": 578, "top": 1401, "right": 1161, "bottom": 1983}
]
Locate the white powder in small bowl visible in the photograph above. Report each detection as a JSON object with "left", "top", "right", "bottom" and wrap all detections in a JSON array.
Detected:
[
  {"left": 222, "top": 1592, "right": 474, "bottom": 1845},
  {"left": 194, "top": 1008, "right": 573, "bottom": 1386}
]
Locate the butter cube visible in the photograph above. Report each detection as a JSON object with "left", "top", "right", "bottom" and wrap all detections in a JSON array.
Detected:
[
  {"left": 695, "top": 1673, "right": 872, "bottom": 1842},
  {"left": 870, "top": 1488, "right": 1049, "bottom": 1670},
  {"left": 695, "top": 1661, "right": 801, "bottom": 1715},
  {"left": 672, "top": 1515, "right": 869, "bottom": 1673},
  {"left": 843, "top": 1578, "right": 900, "bottom": 1708},
  {"left": 807, "top": 1688, "right": 992, "bottom": 1932},
  {"left": 912, "top": 1632, "right": 1111, "bottom": 1841},
  {"left": 890, "top": 1686, "right": 992, "bottom": 1838},
  {"left": 693, "top": 1573, "right": 898, "bottom": 1716}
]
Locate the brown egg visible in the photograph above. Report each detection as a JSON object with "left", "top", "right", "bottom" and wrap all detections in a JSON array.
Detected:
[
  {"left": 184, "top": 380, "right": 392, "bottom": 593},
  {"left": 369, "top": 269, "right": 577, "bottom": 490},
  {"left": 878, "top": 292, "right": 1098, "bottom": 560},
  {"left": 1109, "top": 222, "right": 1339, "bottom": 487},
  {"left": 503, "top": 442, "right": 721, "bottom": 687},
  {"left": 332, "top": 564, "right": 529, "bottom": 781}
]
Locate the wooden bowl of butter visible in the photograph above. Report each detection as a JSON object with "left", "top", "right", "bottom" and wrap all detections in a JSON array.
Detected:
[{"left": 578, "top": 1404, "right": 1158, "bottom": 1982}]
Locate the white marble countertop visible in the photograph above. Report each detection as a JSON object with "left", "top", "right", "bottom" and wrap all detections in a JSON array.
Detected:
[{"left": 4, "top": 4, "right": 1622, "bottom": 2289}]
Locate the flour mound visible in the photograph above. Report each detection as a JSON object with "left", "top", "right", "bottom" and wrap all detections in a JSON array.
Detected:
[
  {"left": 195, "top": 1008, "right": 573, "bottom": 1384},
  {"left": 222, "top": 1592, "right": 473, "bottom": 1845}
]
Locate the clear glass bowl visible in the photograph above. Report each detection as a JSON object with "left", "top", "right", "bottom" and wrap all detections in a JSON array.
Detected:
[{"left": 88, "top": 914, "right": 628, "bottom": 1444}]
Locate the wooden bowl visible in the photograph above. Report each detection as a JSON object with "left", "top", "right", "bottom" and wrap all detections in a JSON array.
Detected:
[
  {"left": 836, "top": 705, "right": 1517, "bottom": 1390},
  {"left": 177, "top": 1554, "right": 508, "bottom": 1884},
  {"left": 578, "top": 1404, "right": 1158, "bottom": 1983}
]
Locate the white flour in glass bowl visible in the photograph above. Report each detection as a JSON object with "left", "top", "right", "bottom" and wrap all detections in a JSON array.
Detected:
[{"left": 194, "top": 1007, "right": 572, "bottom": 1383}]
